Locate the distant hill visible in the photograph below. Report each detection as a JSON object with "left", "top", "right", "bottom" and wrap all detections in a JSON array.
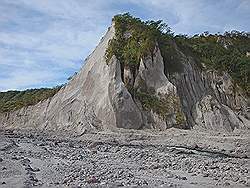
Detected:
[{"left": 0, "top": 87, "right": 60, "bottom": 113}]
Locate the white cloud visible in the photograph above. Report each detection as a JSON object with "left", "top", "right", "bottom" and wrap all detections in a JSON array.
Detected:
[
  {"left": 0, "top": 69, "right": 60, "bottom": 91},
  {"left": 128, "top": 0, "right": 250, "bottom": 34},
  {"left": 0, "top": 0, "right": 115, "bottom": 90}
]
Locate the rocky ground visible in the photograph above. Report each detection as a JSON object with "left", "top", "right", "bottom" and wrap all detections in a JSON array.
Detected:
[{"left": 0, "top": 128, "right": 249, "bottom": 188}]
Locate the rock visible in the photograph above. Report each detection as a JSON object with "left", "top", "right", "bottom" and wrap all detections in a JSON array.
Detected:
[
  {"left": 195, "top": 95, "right": 245, "bottom": 131},
  {"left": 86, "top": 176, "right": 99, "bottom": 184},
  {"left": 68, "top": 142, "right": 74, "bottom": 148},
  {"left": 108, "top": 56, "right": 143, "bottom": 129},
  {"left": 203, "top": 173, "right": 209, "bottom": 177},
  {"left": 224, "top": 182, "right": 230, "bottom": 186},
  {"left": 167, "top": 183, "right": 174, "bottom": 187},
  {"left": 171, "top": 53, "right": 249, "bottom": 131},
  {"left": 11, "top": 156, "right": 21, "bottom": 160},
  {"left": 37, "top": 143, "right": 46, "bottom": 146},
  {"left": 180, "top": 176, "right": 187, "bottom": 180},
  {"left": 26, "top": 166, "right": 40, "bottom": 172},
  {"left": 21, "top": 158, "right": 30, "bottom": 165},
  {"left": 134, "top": 45, "right": 183, "bottom": 129},
  {"left": 62, "top": 177, "right": 72, "bottom": 184},
  {"left": 29, "top": 175, "right": 38, "bottom": 182},
  {"left": 0, "top": 157, "right": 3, "bottom": 162},
  {"left": 245, "top": 180, "right": 250, "bottom": 187}
]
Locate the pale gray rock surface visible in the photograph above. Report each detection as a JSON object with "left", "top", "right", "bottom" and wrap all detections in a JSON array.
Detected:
[
  {"left": 108, "top": 55, "right": 143, "bottom": 129},
  {"left": 134, "top": 46, "right": 176, "bottom": 96},
  {"left": 134, "top": 46, "right": 184, "bottom": 130},
  {"left": 169, "top": 47, "right": 249, "bottom": 131}
]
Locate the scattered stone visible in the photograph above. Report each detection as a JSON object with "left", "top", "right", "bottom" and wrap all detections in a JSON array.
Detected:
[
  {"left": 11, "top": 156, "right": 21, "bottom": 160},
  {"left": 0, "top": 126, "right": 249, "bottom": 188},
  {"left": 29, "top": 175, "right": 39, "bottom": 182},
  {"left": 192, "top": 143, "right": 199, "bottom": 149},
  {"left": 203, "top": 173, "right": 209, "bottom": 177},
  {"left": 224, "top": 182, "right": 230, "bottom": 186},
  {"left": 62, "top": 177, "right": 71, "bottom": 184},
  {"left": 181, "top": 176, "right": 187, "bottom": 180},
  {"left": 69, "top": 143, "right": 74, "bottom": 148},
  {"left": 190, "top": 182, "right": 198, "bottom": 184},
  {"left": 32, "top": 167, "right": 40, "bottom": 172},
  {"left": 245, "top": 180, "right": 250, "bottom": 187},
  {"left": 37, "top": 143, "right": 46, "bottom": 146},
  {"left": 86, "top": 176, "right": 99, "bottom": 184},
  {"left": 21, "top": 158, "right": 31, "bottom": 165},
  {"left": 167, "top": 183, "right": 174, "bottom": 187}
]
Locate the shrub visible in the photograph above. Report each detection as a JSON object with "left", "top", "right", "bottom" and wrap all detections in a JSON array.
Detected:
[{"left": 0, "top": 86, "right": 61, "bottom": 113}]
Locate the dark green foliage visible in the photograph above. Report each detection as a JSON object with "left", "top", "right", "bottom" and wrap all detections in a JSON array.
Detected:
[
  {"left": 105, "top": 13, "right": 174, "bottom": 73},
  {"left": 135, "top": 89, "right": 184, "bottom": 122},
  {"left": 135, "top": 91, "right": 172, "bottom": 119},
  {"left": 175, "top": 31, "right": 250, "bottom": 95},
  {"left": 0, "top": 87, "right": 61, "bottom": 113},
  {"left": 159, "top": 38, "right": 184, "bottom": 75}
]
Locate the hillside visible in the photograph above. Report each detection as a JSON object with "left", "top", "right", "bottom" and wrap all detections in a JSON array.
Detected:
[
  {"left": 107, "top": 13, "right": 249, "bottom": 95},
  {"left": 0, "top": 87, "right": 60, "bottom": 113},
  {"left": 1, "top": 14, "right": 249, "bottom": 114},
  {"left": 0, "top": 13, "right": 249, "bottom": 133}
]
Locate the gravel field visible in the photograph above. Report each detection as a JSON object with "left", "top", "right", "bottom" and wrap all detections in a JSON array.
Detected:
[{"left": 0, "top": 128, "right": 249, "bottom": 187}]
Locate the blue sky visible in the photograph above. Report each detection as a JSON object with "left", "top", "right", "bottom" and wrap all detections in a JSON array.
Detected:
[{"left": 0, "top": 0, "right": 249, "bottom": 91}]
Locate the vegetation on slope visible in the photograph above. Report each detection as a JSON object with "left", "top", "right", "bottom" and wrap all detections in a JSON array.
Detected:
[
  {"left": 105, "top": 13, "right": 176, "bottom": 74},
  {"left": 105, "top": 13, "right": 185, "bottom": 121},
  {"left": 0, "top": 87, "right": 61, "bottom": 113},
  {"left": 0, "top": 14, "right": 249, "bottom": 113},
  {"left": 106, "top": 13, "right": 250, "bottom": 95},
  {"left": 175, "top": 31, "right": 250, "bottom": 95},
  {"left": 135, "top": 90, "right": 185, "bottom": 124}
]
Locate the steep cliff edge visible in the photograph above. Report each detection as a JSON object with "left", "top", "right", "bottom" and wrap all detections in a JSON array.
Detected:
[
  {"left": 0, "top": 14, "right": 249, "bottom": 134},
  {"left": 169, "top": 48, "right": 249, "bottom": 132},
  {"left": 0, "top": 23, "right": 116, "bottom": 134}
]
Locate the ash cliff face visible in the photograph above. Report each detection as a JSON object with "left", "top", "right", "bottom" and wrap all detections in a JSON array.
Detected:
[
  {"left": 0, "top": 21, "right": 249, "bottom": 134},
  {"left": 169, "top": 49, "right": 249, "bottom": 132}
]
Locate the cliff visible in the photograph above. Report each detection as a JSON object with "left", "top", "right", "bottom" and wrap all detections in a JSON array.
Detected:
[{"left": 0, "top": 16, "right": 249, "bottom": 134}]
